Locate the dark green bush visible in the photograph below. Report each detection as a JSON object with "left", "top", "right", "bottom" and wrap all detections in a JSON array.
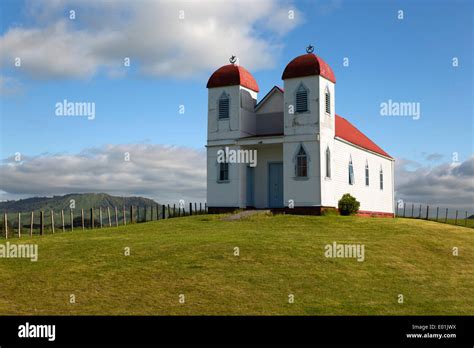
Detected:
[{"left": 338, "top": 193, "right": 360, "bottom": 216}]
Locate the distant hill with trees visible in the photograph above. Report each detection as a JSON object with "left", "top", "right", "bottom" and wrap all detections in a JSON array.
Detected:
[{"left": 0, "top": 193, "right": 159, "bottom": 212}]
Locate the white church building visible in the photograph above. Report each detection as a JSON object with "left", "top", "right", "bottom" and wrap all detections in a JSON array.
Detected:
[{"left": 206, "top": 48, "right": 395, "bottom": 217}]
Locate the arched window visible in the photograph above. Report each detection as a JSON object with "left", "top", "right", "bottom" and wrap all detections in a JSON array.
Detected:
[
  {"left": 365, "top": 161, "right": 369, "bottom": 186},
  {"left": 295, "top": 84, "right": 308, "bottom": 113},
  {"left": 379, "top": 166, "right": 384, "bottom": 190},
  {"left": 295, "top": 145, "right": 308, "bottom": 177},
  {"left": 325, "top": 87, "right": 331, "bottom": 114},
  {"left": 325, "top": 147, "right": 331, "bottom": 178},
  {"left": 218, "top": 92, "right": 230, "bottom": 119},
  {"left": 348, "top": 157, "right": 354, "bottom": 185}
]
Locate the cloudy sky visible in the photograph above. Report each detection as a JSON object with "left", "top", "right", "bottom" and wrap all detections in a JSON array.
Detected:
[{"left": 0, "top": 0, "right": 472, "bottom": 211}]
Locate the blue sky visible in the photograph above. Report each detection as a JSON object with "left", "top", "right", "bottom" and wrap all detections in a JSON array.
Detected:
[{"left": 0, "top": 0, "right": 472, "bottom": 209}]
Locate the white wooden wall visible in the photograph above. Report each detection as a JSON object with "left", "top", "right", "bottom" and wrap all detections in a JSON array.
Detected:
[{"left": 331, "top": 139, "right": 394, "bottom": 213}]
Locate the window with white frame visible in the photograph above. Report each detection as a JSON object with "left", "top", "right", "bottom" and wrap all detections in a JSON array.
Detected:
[
  {"left": 218, "top": 92, "right": 230, "bottom": 119},
  {"left": 365, "top": 161, "right": 369, "bottom": 186},
  {"left": 379, "top": 166, "right": 384, "bottom": 190},
  {"left": 325, "top": 87, "right": 331, "bottom": 114},
  {"left": 295, "top": 84, "right": 308, "bottom": 113},
  {"left": 348, "top": 157, "right": 355, "bottom": 185},
  {"left": 219, "top": 162, "right": 229, "bottom": 181},
  {"left": 325, "top": 147, "right": 331, "bottom": 178},
  {"left": 295, "top": 145, "right": 308, "bottom": 177}
]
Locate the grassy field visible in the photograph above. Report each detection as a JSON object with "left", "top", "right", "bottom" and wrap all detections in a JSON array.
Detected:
[
  {"left": 395, "top": 216, "right": 474, "bottom": 229},
  {"left": 0, "top": 213, "right": 472, "bottom": 315}
]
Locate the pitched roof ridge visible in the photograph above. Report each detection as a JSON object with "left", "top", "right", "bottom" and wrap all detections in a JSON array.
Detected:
[{"left": 255, "top": 85, "right": 284, "bottom": 110}]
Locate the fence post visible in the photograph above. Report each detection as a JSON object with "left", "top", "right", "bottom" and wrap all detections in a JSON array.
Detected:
[
  {"left": 150, "top": 205, "right": 153, "bottom": 221},
  {"left": 455, "top": 210, "right": 458, "bottom": 225},
  {"left": 436, "top": 207, "right": 439, "bottom": 221},
  {"left": 18, "top": 212, "right": 21, "bottom": 238},
  {"left": 200, "top": 203, "right": 202, "bottom": 214},
  {"left": 205, "top": 203, "right": 207, "bottom": 213},
  {"left": 167, "top": 204, "right": 170, "bottom": 218},
  {"left": 4, "top": 213, "right": 8, "bottom": 239},
  {"left": 426, "top": 205, "right": 429, "bottom": 220},
  {"left": 115, "top": 207, "right": 119, "bottom": 227},
  {"left": 99, "top": 207, "right": 103, "bottom": 228},
  {"left": 91, "top": 208, "right": 94, "bottom": 229},
  {"left": 162, "top": 205, "right": 165, "bottom": 219},
  {"left": 30, "top": 211, "right": 34, "bottom": 236},
  {"left": 173, "top": 204, "right": 176, "bottom": 218},
  {"left": 418, "top": 204, "right": 422, "bottom": 218},
  {"left": 144, "top": 206, "right": 147, "bottom": 222},
  {"left": 70, "top": 209, "right": 74, "bottom": 231},
  {"left": 189, "top": 202, "right": 193, "bottom": 216},
  {"left": 123, "top": 206, "right": 126, "bottom": 225},
  {"left": 61, "top": 210, "right": 65, "bottom": 232},
  {"left": 51, "top": 210, "right": 55, "bottom": 234},
  {"left": 107, "top": 207, "right": 112, "bottom": 227},
  {"left": 156, "top": 204, "right": 159, "bottom": 220},
  {"left": 40, "top": 211, "right": 44, "bottom": 236},
  {"left": 81, "top": 209, "right": 85, "bottom": 230},
  {"left": 445, "top": 208, "right": 448, "bottom": 223},
  {"left": 194, "top": 203, "right": 197, "bottom": 215},
  {"left": 130, "top": 206, "right": 134, "bottom": 224}
]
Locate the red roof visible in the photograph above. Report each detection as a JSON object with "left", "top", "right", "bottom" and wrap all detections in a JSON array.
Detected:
[
  {"left": 336, "top": 115, "right": 392, "bottom": 158},
  {"left": 282, "top": 53, "right": 336, "bottom": 83},
  {"left": 207, "top": 64, "right": 259, "bottom": 92}
]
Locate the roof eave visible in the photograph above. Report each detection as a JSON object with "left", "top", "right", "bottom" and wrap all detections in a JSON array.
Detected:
[{"left": 334, "top": 136, "right": 394, "bottom": 161}]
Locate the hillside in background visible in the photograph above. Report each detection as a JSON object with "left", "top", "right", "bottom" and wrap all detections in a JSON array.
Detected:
[{"left": 0, "top": 193, "right": 159, "bottom": 212}]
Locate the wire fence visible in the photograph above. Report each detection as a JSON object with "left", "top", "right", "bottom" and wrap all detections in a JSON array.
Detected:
[
  {"left": 395, "top": 202, "right": 473, "bottom": 228},
  {"left": 1, "top": 202, "right": 208, "bottom": 238}
]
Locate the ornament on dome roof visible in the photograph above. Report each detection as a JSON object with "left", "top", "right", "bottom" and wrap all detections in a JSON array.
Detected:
[
  {"left": 306, "top": 45, "right": 314, "bottom": 54},
  {"left": 229, "top": 55, "right": 237, "bottom": 64}
]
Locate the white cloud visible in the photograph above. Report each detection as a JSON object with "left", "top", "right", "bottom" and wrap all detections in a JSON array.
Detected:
[
  {"left": 0, "top": 0, "right": 302, "bottom": 79},
  {"left": 395, "top": 156, "right": 474, "bottom": 212},
  {"left": 0, "top": 144, "right": 206, "bottom": 203}
]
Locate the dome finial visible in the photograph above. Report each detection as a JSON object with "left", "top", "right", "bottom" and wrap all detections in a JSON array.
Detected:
[
  {"left": 229, "top": 55, "right": 237, "bottom": 64},
  {"left": 306, "top": 44, "right": 314, "bottom": 54}
]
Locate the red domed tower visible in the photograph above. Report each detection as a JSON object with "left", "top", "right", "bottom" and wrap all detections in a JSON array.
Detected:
[
  {"left": 207, "top": 62, "right": 259, "bottom": 92},
  {"left": 206, "top": 56, "right": 259, "bottom": 142},
  {"left": 282, "top": 51, "right": 336, "bottom": 83},
  {"left": 281, "top": 45, "right": 337, "bottom": 208},
  {"left": 206, "top": 56, "right": 260, "bottom": 209}
]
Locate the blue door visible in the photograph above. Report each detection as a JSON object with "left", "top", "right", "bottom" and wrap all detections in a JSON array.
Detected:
[
  {"left": 246, "top": 166, "right": 255, "bottom": 207},
  {"left": 268, "top": 162, "right": 283, "bottom": 208}
]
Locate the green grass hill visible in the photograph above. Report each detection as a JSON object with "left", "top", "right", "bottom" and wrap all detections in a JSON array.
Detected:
[{"left": 0, "top": 213, "right": 472, "bottom": 315}]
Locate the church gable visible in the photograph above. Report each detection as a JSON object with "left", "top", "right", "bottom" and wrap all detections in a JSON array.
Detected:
[
  {"left": 254, "top": 86, "right": 284, "bottom": 136},
  {"left": 255, "top": 86, "right": 284, "bottom": 114}
]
